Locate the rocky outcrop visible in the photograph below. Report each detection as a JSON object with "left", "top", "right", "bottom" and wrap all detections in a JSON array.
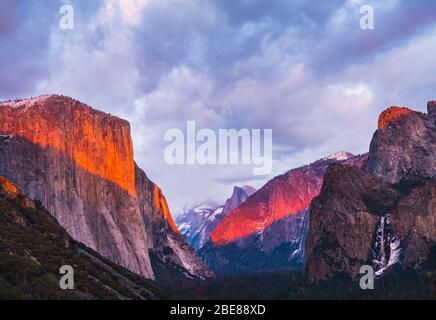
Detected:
[
  {"left": 428, "top": 100, "right": 436, "bottom": 116},
  {"left": 377, "top": 106, "right": 415, "bottom": 130},
  {"left": 365, "top": 105, "right": 436, "bottom": 183},
  {"left": 305, "top": 164, "right": 394, "bottom": 282},
  {"left": 176, "top": 186, "right": 256, "bottom": 251},
  {"left": 135, "top": 165, "right": 212, "bottom": 278},
  {"left": 306, "top": 102, "right": 436, "bottom": 283},
  {"left": 201, "top": 153, "right": 367, "bottom": 273},
  {"left": 305, "top": 164, "right": 436, "bottom": 282},
  {"left": 222, "top": 186, "right": 257, "bottom": 218},
  {"left": 0, "top": 95, "right": 212, "bottom": 280}
]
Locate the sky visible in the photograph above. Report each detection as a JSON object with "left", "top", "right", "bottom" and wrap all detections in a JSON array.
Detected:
[{"left": 1, "top": 0, "right": 436, "bottom": 214}]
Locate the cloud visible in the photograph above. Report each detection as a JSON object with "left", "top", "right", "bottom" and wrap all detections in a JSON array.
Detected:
[
  {"left": 0, "top": 0, "right": 57, "bottom": 97},
  {"left": 103, "top": 0, "right": 150, "bottom": 25},
  {"left": 2, "top": 0, "right": 436, "bottom": 212},
  {"left": 315, "top": 0, "right": 436, "bottom": 73}
]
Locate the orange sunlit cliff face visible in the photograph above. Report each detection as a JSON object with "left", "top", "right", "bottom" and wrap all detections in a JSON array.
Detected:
[
  {"left": 210, "top": 167, "right": 324, "bottom": 246},
  {"left": 153, "top": 184, "right": 180, "bottom": 234},
  {"left": 377, "top": 106, "right": 414, "bottom": 130},
  {"left": 210, "top": 154, "right": 367, "bottom": 246},
  {"left": 0, "top": 94, "right": 212, "bottom": 279},
  {"left": 0, "top": 95, "right": 136, "bottom": 196},
  {"left": 0, "top": 176, "right": 20, "bottom": 198}
]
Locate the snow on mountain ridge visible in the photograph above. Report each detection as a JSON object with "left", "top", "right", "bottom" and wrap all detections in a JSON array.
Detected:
[
  {"left": 176, "top": 186, "right": 256, "bottom": 251},
  {"left": 324, "top": 151, "right": 354, "bottom": 161},
  {"left": 0, "top": 95, "right": 52, "bottom": 108}
]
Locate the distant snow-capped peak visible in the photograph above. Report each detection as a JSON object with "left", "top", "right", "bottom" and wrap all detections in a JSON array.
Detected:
[
  {"left": 324, "top": 151, "right": 354, "bottom": 161},
  {"left": 176, "top": 185, "right": 256, "bottom": 251}
]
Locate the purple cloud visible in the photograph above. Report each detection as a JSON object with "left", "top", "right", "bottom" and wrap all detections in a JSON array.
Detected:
[{"left": 2, "top": 0, "right": 436, "bottom": 212}]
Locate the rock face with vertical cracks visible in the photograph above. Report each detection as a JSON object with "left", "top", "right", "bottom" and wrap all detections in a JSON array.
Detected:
[
  {"left": 305, "top": 103, "right": 436, "bottom": 283},
  {"left": 0, "top": 95, "right": 212, "bottom": 280},
  {"left": 365, "top": 104, "right": 436, "bottom": 183}
]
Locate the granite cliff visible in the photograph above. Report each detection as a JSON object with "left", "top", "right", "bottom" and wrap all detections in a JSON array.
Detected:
[
  {"left": 305, "top": 102, "right": 436, "bottom": 283},
  {"left": 0, "top": 95, "right": 212, "bottom": 280}
]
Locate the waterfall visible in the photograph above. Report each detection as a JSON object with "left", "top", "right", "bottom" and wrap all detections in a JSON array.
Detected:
[{"left": 370, "top": 214, "right": 402, "bottom": 276}]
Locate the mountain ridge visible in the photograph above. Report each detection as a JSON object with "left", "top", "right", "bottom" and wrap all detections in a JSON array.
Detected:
[
  {"left": 0, "top": 175, "right": 172, "bottom": 299},
  {"left": 0, "top": 94, "right": 212, "bottom": 280},
  {"left": 200, "top": 152, "right": 367, "bottom": 273},
  {"left": 176, "top": 185, "right": 256, "bottom": 251},
  {"left": 305, "top": 101, "right": 436, "bottom": 282},
  {"left": 210, "top": 152, "right": 367, "bottom": 246}
]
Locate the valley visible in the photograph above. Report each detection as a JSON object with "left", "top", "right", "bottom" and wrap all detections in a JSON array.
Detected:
[{"left": 0, "top": 96, "right": 435, "bottom": 300}]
